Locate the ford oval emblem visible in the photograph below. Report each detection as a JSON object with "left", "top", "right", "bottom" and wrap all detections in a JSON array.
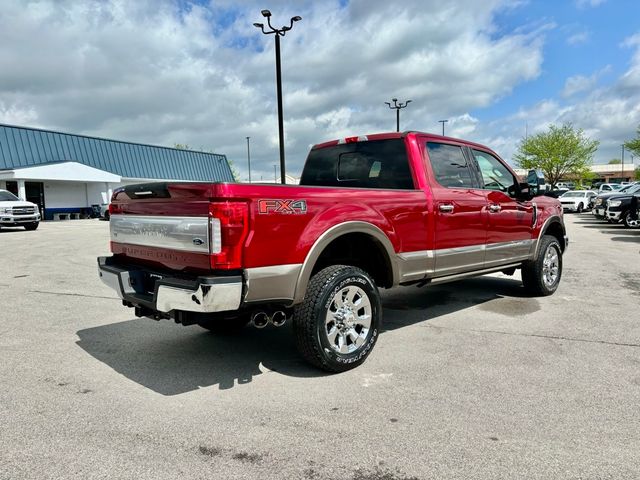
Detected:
[{"left": 192, "top": 238, "right": 204, "bottom": 246}]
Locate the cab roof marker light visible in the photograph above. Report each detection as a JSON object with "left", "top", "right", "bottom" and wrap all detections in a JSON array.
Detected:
[{"left": 338, "top": 135, "right": 368, "bottom": 145}]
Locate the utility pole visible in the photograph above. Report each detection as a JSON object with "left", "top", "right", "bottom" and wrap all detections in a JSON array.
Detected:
[
  {"left": 438, "top": 120, "right": 448, "bottom": 136},
  {"left": 254, "top": 10, "right": 302, "bottom": 184},
  {"left": 385, "top": 98, "right": 412, "bottom": 132},
  {"left": 621, "top": 144, "right": 625, "bottom": 182},
  {"left": 273, "top": 164, "right": 277, "bottom": 183},
  {"left": 246, "top": 136, "right": 251, "bottom": 183}
]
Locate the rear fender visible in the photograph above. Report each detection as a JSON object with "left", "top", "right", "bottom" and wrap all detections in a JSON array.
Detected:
[{"left": 292, "top": 221, "right": 399, "bottom": 304}]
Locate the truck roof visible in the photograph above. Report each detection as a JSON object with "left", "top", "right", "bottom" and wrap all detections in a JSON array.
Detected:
[{"left": 311, "top": 131, "right": 492, "bottom": 151}]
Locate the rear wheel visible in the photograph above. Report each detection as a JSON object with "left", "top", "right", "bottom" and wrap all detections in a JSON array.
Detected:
[
  {"left": 521, "top": 235, "right": 562, "bottom": 296},
  {"left": 293, "top": 265, "right": 381, "bottom": 372},
  {"left": 24, "top": 222, "right": 39, "bottom": 231}
]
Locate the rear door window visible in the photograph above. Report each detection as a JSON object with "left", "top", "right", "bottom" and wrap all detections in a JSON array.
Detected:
[{"left": 426, "top": 142, "right": 475, "bottom": 188}]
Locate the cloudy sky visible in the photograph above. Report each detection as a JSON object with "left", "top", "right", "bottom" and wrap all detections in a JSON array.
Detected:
[{"left": 1, "top": 0, "right": 639, "bottom": 181}]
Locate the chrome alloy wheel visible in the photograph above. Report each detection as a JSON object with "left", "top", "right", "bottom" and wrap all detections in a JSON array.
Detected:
[
  {"left": 325, "top": 286, "right": 372, "bottom": 354},
  {"left": 542, "top": 244, "right": 560, "bottom": 288},
  {"left": 625, "top": 212, "right": 640, "bottom": 228}
]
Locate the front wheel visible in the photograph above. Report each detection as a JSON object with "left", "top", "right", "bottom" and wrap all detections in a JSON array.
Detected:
[
  {"left": 623, "top": 211, "right": 640, "bottom": 229},
  {"left": 521, "top": 235, "right": 562, "bottom": 296},
  {"left": 24, "top": 222, "right": 39, "bottom": 231},
  {"left": 576, "top": 203, "right": 583, "bottom": 213},
  {"left": 293, "top": 265, "right": 381, "bottom": 373}
]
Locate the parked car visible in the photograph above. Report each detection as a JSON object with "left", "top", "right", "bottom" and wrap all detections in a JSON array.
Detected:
[
  {"left": 592, "top": 184, "right": 640, "bottom": 219},
  {"left": 544, "top": 188, "right": 569, "bottom": 199},
  {"left": 0, "top": 189, "right": 41, "bottom": 231},
  {"left": 559, "top": 190, "right": 597, "bottom": 213},
  {"left": 598, "top": 183, "right": 622, "bottom": 193},
  {"left": 99, "top": 204, "right": 110, "bottom": 220},
  {"left": 605, "top": 192, "right": 640, "bottom": 228}
]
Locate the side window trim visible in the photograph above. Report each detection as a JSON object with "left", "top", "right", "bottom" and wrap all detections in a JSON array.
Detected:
[
  {"left": 463, "top": 146, "right": 484, "bottom": 190},
  {"left": 425, "top": 141, "right": 476, "bottom": 190}
]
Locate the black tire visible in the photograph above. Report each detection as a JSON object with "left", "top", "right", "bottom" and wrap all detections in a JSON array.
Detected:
[
  {"left": 104, "top": 211, "right": 110, "bottom": 221},
  {"left": 623, "top": 211, "right": 640, "bottom": 229},
  {"left": 24, "top": 222, "right": 39, "bottom": 231},
  {"left": 521, "top": 235, "right": 562, "bottom": 296},
  {"left": 576, "top": 203, "right": 583, "bottom": 213},
  {"left": 293, "top": 265, "right": 381, "bottom": 373},
  {"left": 197, "top": 314, "right": 250, "bottom": 334}
]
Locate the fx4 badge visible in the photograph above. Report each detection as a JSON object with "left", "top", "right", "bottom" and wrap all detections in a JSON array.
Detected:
[{"left": 258, "top": 199, "right": 307, "bottom": 215}]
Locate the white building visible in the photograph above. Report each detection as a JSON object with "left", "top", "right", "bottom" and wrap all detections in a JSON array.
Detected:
[{"left": 0, "top": 123, "right": 233, "bottom": 220}]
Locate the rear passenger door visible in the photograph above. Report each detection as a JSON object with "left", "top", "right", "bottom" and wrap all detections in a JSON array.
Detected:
[
  {"left": 470, "top": 149, "right": 535, "bottom": 267},
  {"left": 425, "top": 141, "right": 488, "bottom": 276}
]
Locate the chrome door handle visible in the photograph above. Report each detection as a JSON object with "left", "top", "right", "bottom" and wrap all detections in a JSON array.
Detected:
[
  {"left": 439, "top": 204, "right": 454, "bottom": 213},
  {"left": 489, "top": 204, "right": 501, "bottom": 213}
]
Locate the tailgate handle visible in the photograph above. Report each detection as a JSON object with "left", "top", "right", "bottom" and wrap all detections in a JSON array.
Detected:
[{"left": 439, "top": 204, "right": 454, "bottom": 213}]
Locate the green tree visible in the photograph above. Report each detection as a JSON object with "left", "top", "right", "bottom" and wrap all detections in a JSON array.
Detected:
[
  {"left": 514, "top": 123, "right": 599, "bottom": 188},
  {"left": 625, "top": 124, "right": 640, "bottom": 157},
  {"left": 635, "top": 167, "right": 640, "bottom": 181},
  {"left": 608, "top": 158, "right": 621, "bottom": 164}
]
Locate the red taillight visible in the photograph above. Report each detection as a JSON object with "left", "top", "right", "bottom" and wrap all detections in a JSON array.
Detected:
[
  {"left": 209, "top": 201, "right": 249, "bottom": 270},
  {"left": 109, "top": 203, "right": 123, "bottom": 215}
]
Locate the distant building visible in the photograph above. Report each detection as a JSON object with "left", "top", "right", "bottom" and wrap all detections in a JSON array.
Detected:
[
  {"left": 513, "top": 163, "right": 638, "bottom": 184},
  {"left": 0, "top": 123, "right": 234, "bottom": 219}
]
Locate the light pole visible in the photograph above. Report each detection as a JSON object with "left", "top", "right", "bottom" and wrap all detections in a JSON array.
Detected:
[
  {"left": 438, "top": 119, "right": 449, "bottom": 136},
  {"left": 621, "top": 144, "right": 625, "bottom": 182},
  {"left": 273, "top": 164, "right": 278, "bottom": 183},
  {"left": 246, "top": 136, "right": 252, "bottom": 183},
  {"left": 254, "top": 10, "right": 301, "bottom": 184},
  {"left": 385, "top": 98, "right": 411, "bottom": 132}
]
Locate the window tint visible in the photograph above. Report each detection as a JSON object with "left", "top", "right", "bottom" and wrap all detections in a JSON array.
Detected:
[
  {"left": 472, "top": 149, "right": 516, "bottom": 193},
  {"left": 300, "top": 139, "right": 414, "bottom": 189},
  {"left": 426, "top": 142, "right": 474, "bottom": 188}
]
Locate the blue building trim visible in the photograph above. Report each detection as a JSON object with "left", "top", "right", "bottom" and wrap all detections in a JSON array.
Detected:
[{"left": 0, "top": 123, "right": 234, "bottom": 182}]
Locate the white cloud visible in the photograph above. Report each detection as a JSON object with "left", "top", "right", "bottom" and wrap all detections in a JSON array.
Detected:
[
  {"left": 561, "top": 66, "right": 611, "bottom": 97},
  {"left": 0, "top": 0, "right": 546, "bottom": 179},
  {"left": 575, "top": 0, "right": 607, "bottom": 8},
  {"left": 466, "top": 38, "right": 640, "bottom": 165},
  {"left": 567, "top": 31, "right": 589, "bottom": 45}
]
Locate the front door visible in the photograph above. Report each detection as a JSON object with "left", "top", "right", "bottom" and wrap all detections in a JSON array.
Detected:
[
  {"left": 470, "top": 149, "right": 534, "bottom": 267},
  {"left": 25, "top": 182, "right": 45, "bottom": 216},
  {"left": 424, "top": 141, "right": 489, "bottom": 276}
]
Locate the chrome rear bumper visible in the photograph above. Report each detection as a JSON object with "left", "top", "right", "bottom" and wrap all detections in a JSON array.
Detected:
[{"left": 97, "top": 256, "right": 242, "bottom": 314}]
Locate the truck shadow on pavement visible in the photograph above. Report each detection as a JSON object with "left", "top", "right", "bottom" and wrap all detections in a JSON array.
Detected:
[{"left": 76, "top": 276, "right": 532, "bottom": 395}]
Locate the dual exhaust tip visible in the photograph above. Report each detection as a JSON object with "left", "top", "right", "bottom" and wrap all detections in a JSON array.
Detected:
[{"left": 252, "top": 310, "right": 287, "bottom": 329}]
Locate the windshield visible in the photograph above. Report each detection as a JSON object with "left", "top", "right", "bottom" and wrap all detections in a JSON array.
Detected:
[
  {"left": 0, "top": 190, "right": 19, "bottom": 201},
  {"left": 561, "top": 192, "right": 584, "bottom": 198}
]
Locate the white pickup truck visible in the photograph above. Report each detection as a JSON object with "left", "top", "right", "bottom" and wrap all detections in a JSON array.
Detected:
[{"left": 0, "top": 189, "right": 41, "bottom": 231}]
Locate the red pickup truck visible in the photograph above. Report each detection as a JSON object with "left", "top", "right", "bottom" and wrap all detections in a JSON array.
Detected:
[{"left": 98, "top": 132, "right": 567, "bottom": 372}]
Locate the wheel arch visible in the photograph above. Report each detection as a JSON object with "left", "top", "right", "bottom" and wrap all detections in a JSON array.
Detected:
[
  {"left": 292, "top": 222, "right": 398, "bottom": 304},
  {"left": 534, "top": 216, "right": 566, "bottom": 259}
]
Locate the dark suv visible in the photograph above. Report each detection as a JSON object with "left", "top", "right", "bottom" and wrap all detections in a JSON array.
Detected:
[{"left": 605, "top": 192, "right": 640, "bottom": 228}]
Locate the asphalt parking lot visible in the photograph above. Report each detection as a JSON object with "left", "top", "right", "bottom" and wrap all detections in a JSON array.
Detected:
[{"left": 1, "top": 214, "right": 639, "bottom": 480}]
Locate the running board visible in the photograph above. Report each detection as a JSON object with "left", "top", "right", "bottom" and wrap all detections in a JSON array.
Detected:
[{"left": 427, "top": 263, "right": 522, "bottom": 286}]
